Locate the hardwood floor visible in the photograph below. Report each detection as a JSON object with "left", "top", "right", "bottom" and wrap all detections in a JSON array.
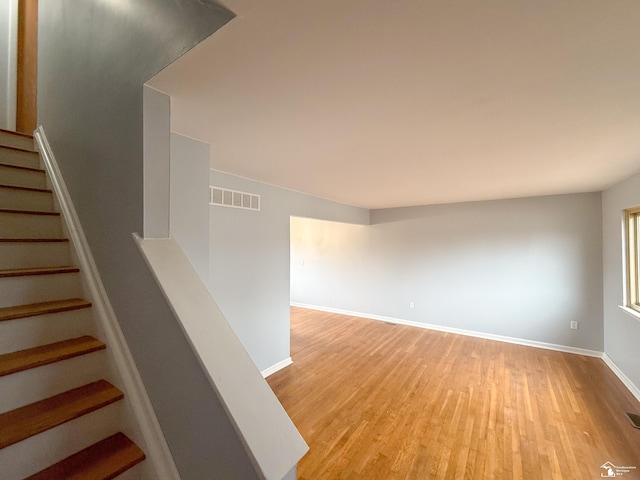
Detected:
[{"left": 267, "top": 308, "right": 640, "bottom": 480}]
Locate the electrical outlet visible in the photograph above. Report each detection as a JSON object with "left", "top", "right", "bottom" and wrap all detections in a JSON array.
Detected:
[
  {"left": 570, "top": 321, "right": 578, "bottom": 330},
  {"left": 409, "top": 301, "right": 415, "bottom": 309}
]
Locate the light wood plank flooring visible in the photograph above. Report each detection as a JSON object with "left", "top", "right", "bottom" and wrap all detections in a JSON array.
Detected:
[{"left": 267, "top": 308, "right": 640, "bottom": 479}]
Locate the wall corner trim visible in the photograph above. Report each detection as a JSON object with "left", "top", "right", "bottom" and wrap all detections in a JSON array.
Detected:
[
  {"left": 34, "top": 126, "right": 182, "bottom": 480},
  {"left": 261, "top": 357, "right": 293, "bottom": 378},
  {"left": 601, "top": 353, "right": 640, "bottom": 404},
  {"left": 618, "top": 305, "right": 640, "bottom": 322}
]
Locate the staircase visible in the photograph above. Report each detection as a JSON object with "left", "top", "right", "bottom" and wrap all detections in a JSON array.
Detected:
[{"left": 0, "top": 129, "right": 146, "bottom": 479}]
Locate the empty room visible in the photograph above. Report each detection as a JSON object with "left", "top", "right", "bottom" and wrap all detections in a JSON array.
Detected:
[
  {"left": 5, "top": 0, "right": 639, "bottom": 479},
  {"left": 149, "top": 0, "right": 640, "bottom": 478}
]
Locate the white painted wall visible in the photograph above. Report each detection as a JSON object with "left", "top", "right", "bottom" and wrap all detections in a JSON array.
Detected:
[
  {"left": 170, "top": 133, "right": 210, "bottom": 283},
  {"left": 602, "top": 172, "right": 640, "bottom": 392},
  {"left": 0, "top": 0, "right": 17, "bottom": 131},
  {"left": 291, "top": 193, "right": 604, "bottom": 351}
]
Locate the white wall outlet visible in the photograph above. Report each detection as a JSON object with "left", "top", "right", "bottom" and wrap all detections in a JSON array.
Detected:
[
  {"left": 409, "top": 301, "right": 415, "bottom": 309},
  {"left": 570, "top": 321, "right": 578, "bottom": 330}
]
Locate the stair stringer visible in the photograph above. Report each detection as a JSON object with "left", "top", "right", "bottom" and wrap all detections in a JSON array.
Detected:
[{"left": 34, "top": 126, "right": 181, "bottom": 480}]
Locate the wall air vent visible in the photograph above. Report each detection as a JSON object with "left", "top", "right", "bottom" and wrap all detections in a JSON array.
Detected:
[{"left": 210, "top": 186, "right": 260, "bottom": 211}]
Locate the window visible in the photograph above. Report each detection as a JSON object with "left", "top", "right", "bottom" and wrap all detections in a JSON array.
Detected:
[{"left": 624, "top": 207, "right": 640, "bottom": 313}]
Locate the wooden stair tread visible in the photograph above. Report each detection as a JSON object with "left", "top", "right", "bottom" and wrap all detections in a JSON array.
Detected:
[
  {"left": 0, "top": 144, "right": 37, "bottom": 154},
  {"left": 0, "top": 298, "right": 92, "bottom": 322},
  {"left": 0, "top": 128, "right": 33, "bottom": 139},
  {"left": 25, "top": 432, "right": 145, "bottom": 480},
  {"left": 0, "top": 162, "right": 44, "bottom": 172},
  {"left": 0, "top": 184, "right": 51, "bottom": 193},
  {"left": 0, "top": 208, "right": 58, "bottom": 216},
  {"left": 0, "top": 266, "right": 79, "bottom": 278},
  {"left": 0, "top": 380, "right": 123, "bottom": 449},
  {"left": 0, "top": 238, "right": 68, "bottom": 243},
  {"left": 0, "top": 336, "right": 105, "bottom": 377}
]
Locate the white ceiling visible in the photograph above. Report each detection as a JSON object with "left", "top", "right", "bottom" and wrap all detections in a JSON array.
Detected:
[{"left": 148, "top": 0, "right": 640, "bottom": 209}]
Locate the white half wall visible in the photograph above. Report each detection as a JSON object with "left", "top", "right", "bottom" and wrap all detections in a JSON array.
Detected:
[
  {"left": 0, "top": 0, "right": 17, "bottom": 131},
  {"left": 291, "top": 193, "right": 604, "bottom": 351},
  {"left": 135, "top": 235, "right": 308, "bottom": 480},
  {"left": 602, "top": 172, "right": 640, "bottom": 392}
]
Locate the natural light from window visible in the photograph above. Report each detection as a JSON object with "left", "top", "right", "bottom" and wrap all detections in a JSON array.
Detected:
[{"left": 624, "top": 207, "right": 640, "bottom": 315}]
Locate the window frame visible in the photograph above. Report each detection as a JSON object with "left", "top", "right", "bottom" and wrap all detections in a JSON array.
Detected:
[{"left": 624, "top": 207, "right": 640, "bottom": 314}]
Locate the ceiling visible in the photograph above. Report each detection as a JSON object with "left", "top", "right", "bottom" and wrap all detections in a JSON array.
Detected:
[{"left": 148, "top": 0, "right": 640, "bottom": 209}]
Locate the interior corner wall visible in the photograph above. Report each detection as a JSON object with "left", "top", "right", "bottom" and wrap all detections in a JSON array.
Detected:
[
  {"left": 209, "top": 170, "right": 369, "bottom": 372},
  {"left": 602, "top": 172, "right": 640, "bottom": 390},
  {"left": 36, "top": 3, "right": 262, "bottom": 479},
  {"left": 291, "top": 192, "right": 604, "bottom": 351},
  {"left": 170, "top": 132, "right": 210, "bottom": 283}
]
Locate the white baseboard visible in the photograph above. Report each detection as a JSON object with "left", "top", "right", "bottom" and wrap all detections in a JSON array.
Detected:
[
  {"left": 261, "top": 357, "right": 293, "bottom": 378},
  {"left": 290, "top": 302, "right": 603, "bottom": 358},
  {"left": 601, "top": 353, "right": 640, "bottom": 404},
  {"left": 35, "top": 127, "right": 181, "bottom": 480}
]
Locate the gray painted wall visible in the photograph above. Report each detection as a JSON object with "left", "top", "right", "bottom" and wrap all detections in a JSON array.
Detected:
[
  {"left": 283, "top": 466, "right": 296, "bottom": 480},
  {"left": 209, "top": 170, "right": 369, "bottom": 371},
  {"left": 37, "top": 3, "right": 262, "bottom": 479},
  {"left": 291, "top": 193, "right": 604, "bottom": 351},
  {"left": 171, "top": 133, "right": 210, "bottom": 283},
  {"left": 143, "top": 86, "right": 170, "bottom": 239},
  {"left": 602, "top": 172, "right": 640, "bottom": 390}
]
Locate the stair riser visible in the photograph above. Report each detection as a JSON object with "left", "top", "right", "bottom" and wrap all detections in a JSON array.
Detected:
[
  {"left": 0, "top": 148, "right": 40, "bottom": 169},
  {"left": 0, "top": 308, "right": 94, "bottom": 355},
  {"left": 0, "top": 132, "right": 33, "bottom": 151},
  {"left": 0, "top": 350, "right": 107, "bottom": 414},
  {"left": 0, "top": 188, "right": 53, "bottom": 212},
  {"left": 0, "top": 242, "right": 71, "bottom": 270},
  {"left": 0, "top": 213, "right": 61, "bottom": 238},
  {"left": 0, "top": 166, "right": 46, "bottom": 189},
  {"left": 0, "top": 402, "right": 123, "bottom": 480},
  {"left": 0, "top": 273, "right": 82, "bottom": 308}
]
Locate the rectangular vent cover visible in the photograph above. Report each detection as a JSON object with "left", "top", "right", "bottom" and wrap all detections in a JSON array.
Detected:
[{"left": 210, "top": 186, "right": 260, "bottom": 211}]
